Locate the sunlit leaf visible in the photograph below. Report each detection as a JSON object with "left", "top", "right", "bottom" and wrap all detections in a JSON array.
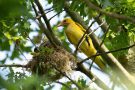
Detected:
[{"left": 4, "top": 32, "right": 11, "bottom": 39}]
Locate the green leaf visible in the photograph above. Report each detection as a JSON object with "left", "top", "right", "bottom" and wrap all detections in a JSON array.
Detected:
[
  {"left": 0, "top": 39, "right": 10, "bottom": 51},
  {"left": 127, "top": 0, "right": 134, "bottom": 2},
  {"left": 104, "top": 29, "right": 130, "bottom": 58},
  {"left": 4, "top": 32, "right": 11, "bottom": 39},
  {"left": 0, "top": 0, "right": 28, "bottom": 19},
  {"left": 52, "top": 0, "right": 65, "bottom": 12},
  {"left": 9, "top": 40, "right": 13, "bottom": 45}
]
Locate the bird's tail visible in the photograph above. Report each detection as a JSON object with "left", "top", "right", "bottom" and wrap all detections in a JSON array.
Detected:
[{"left": 94, "top": 56, "right": 106, "bottom": 70}]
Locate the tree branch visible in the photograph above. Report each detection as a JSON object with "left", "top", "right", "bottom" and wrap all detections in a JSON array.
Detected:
[
  {"left": 34, "top": 0, "right": 52, "bottom": 33},
  {"left": 34, "top": 0, "right": 61, "bottom": 46},
  {"left": 95, "top": 16, "right": 109, "bottom": 33},
  {"left": 31, "top": 1, "right": 55, "bottom": 46},
  {"left": 77, "top": 64, "right": 111, "bottom": 90}
]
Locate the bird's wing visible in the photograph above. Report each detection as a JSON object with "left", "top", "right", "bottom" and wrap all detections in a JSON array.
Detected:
[
  {"left": 75, "top": 22, "right": 86, "bottom": 32},
  {"left": 65, "top": 32, "right": 74, "bottom": 45},
  {"left": 75, "top": 22, "right": 91, "bottom": 46}
]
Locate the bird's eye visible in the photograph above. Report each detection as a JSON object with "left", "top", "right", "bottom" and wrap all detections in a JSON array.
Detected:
[{"left": 63, "top": 20, "right": 66, "bottom": 22}]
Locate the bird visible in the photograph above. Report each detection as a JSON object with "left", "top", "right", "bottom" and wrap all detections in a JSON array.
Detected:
[{"left": 58, "top": 18, "right": 106, "bottom": 69}]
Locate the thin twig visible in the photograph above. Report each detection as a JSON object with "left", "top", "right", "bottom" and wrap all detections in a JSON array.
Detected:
[
  {"left": 37, "top": 6, "right": 63, "bottom": 19},
  {"left": 36, "top": 9, "right": 54, "bottom": 19},
  {"left": 45, "top": 8, "right": 54, "bottom": 14},
  {"left": 37, "top": 7, "right": 53, "bottom": 13},
  {"left": 99, "top": 25, "right": 110, "bottom": 47},
  {"left": 15, "top": 45, "right": 28, "bottom": 61},
  {"left": 0, "top": 64, "right": 26, "bottom": 67},
  {"left": 80, "top": 43, "right": 135, "bottom": 64},
  {"left": 44, "top": 7, "right": 53, "bottom": 11},
  {"left": 86, "top": 62, "right": 102, "bottom": 71},
  {"left": 27, "top": 36, "right": 37, "bottom": 47},
  {"left": 89, "top": 57, "right": 96, "bottom": 70},
  {"left": 55, "top": 81, "right": 71, "bottom": 89},
  {"left": 48, "top": 10, "right": 64, "bottom": 21},
  {"left": 24, "top": 31, "right": 37, "bottom": 48},
  {"left": 87, "top": 20, "right": 105, "bottom": 36}
]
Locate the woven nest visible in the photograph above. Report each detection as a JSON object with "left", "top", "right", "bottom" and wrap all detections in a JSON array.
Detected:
[{"left": 27, "top": 41, "right": 77, "bottom": 81}]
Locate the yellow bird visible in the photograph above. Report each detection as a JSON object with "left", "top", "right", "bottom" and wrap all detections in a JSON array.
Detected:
[{"left": 58, "top": 18, "right": 105, "bottom": 69}]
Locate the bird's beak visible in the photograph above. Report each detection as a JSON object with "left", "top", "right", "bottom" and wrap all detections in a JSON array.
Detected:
[{"left": 57, "top": 22, "right": 63, "bottom": 27}]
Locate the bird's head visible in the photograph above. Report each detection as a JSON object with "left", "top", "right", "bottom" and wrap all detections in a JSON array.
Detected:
[{"left": 58, "top": 18, "right": 74, "bottom": 27}]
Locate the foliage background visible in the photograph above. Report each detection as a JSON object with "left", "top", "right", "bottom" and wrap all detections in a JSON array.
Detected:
[{"left": 0, "top": 0, "right": 135, "bottom": 90}]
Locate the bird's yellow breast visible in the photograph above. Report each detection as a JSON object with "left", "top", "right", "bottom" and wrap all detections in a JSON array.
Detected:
[{"left": 65, "top": 23, "right": 84, "bottom": 45}]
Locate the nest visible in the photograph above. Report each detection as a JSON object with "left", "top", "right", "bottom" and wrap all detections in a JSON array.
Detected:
[{"left": 27, "top": 42, "right": 77, "bottom": 81}]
